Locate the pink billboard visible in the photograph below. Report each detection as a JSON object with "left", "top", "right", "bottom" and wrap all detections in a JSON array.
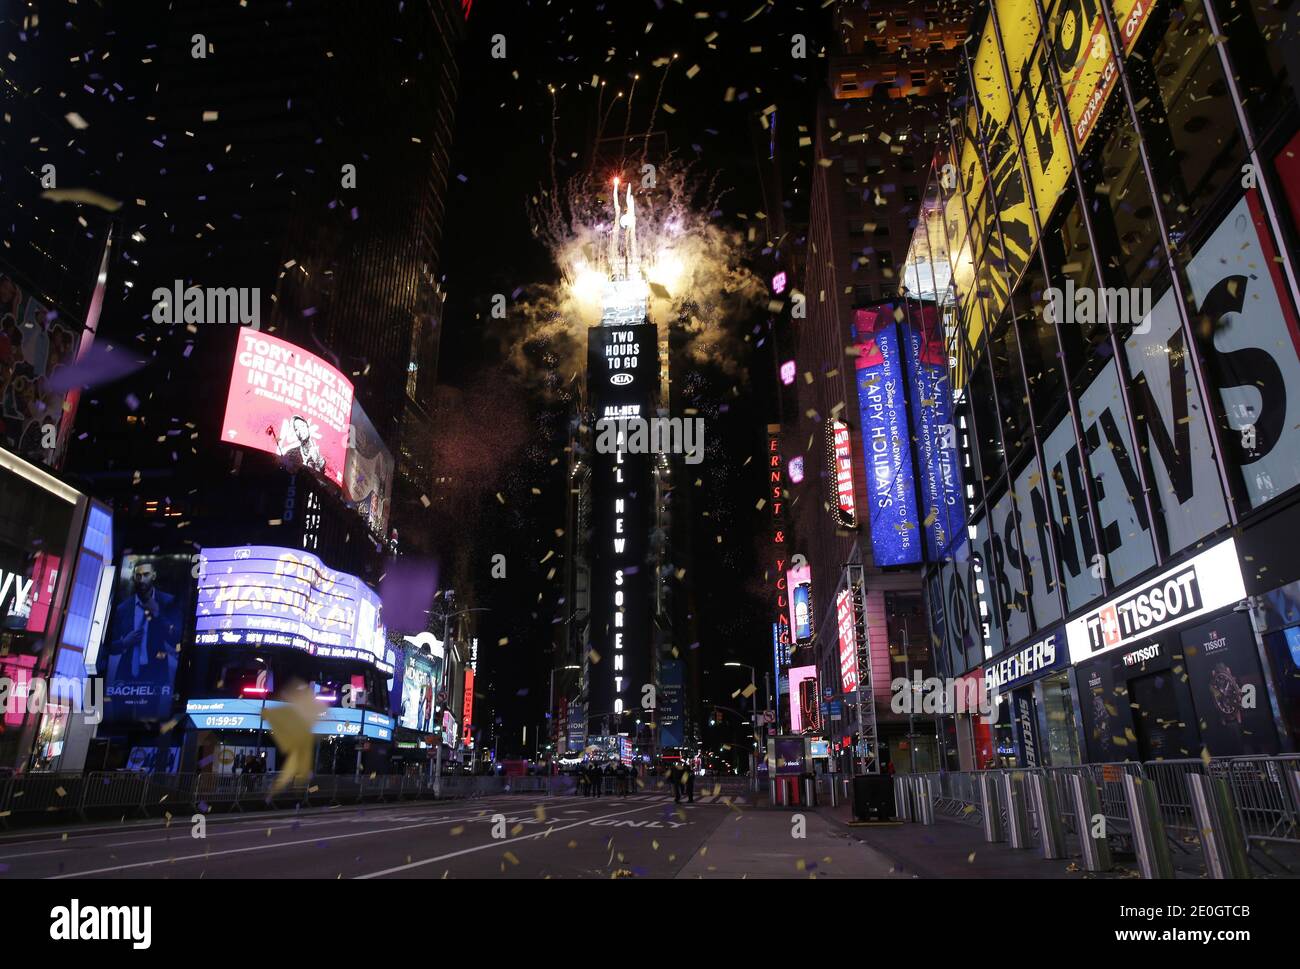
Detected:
[
  {"left": 837, "top": 588, "right": 859, "bottom": 694},
  {"left": 788, "top": 664, "right": 818, "bottom": 733},
  {"left": 220, "top": 331, "right": 353, "bottom": 487}
]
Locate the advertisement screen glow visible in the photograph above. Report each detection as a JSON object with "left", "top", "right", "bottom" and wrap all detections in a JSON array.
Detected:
[
  {"left": 854, "top": 307, "right": 920, "bottom": 566},
  {"left": 221, "top": 331, "right": 354, "bottom": 487},
  {"left": 194, "top": 546, "right": 389, "bottom": 671}
]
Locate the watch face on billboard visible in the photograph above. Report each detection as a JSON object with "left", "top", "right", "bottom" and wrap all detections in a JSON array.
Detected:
[{"left": 221, "top": 331, "right": 354, "bottom": 487}]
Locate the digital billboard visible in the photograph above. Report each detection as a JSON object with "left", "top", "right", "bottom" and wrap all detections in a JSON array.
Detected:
[
  {"left": 397, "top": 640, "right": 444, "bottom": 732},
  {"left": 103, "top": 554, "right": 192, "bottom": 723},
  {"left": 854, "top": 307, "right": 920, "bottom": 567},
  {"left": 901, "top": 304, "right": 964, "bottom": 561},
  {"left": 221, "top": 331, "right": 354, "bottom": 487},
  {"left": 786, "top": 564, "right": 812, "bottom": 643},
  {"left": 658, "top": 658, "right": 685, "bottom": 748},
  {"left": 586, "top": 322, "right": 657, "bottom": 723},
  {"left": 837, "top": 588, "right": 859, "bottom": 694},
  {"left": 461, "top": 668, "right": 475, "bottom": 746},
  {"left": 788, "top": 665, "right": 818, "bottom": 733},
  {"left": 0, "top": 259, "right": 101, "bottom": 471},
  {"left": 826, "top": 419, "right": 857, "bottom": 529},
  {"left": 342, "top": 399, "right": 394, "bottom": 539},
  {"left": 194, "top": 546, "right": 390, "bottom": 671}
]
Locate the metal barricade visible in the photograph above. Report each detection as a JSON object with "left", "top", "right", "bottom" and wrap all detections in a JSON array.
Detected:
[
  {"left": 1187, "top": 772, "right": 1251, "bottom": 878},
  {"left": 80, "top": 771, "right": 149, "bottom": 816},
  {"left": 1209, "top": 755, "right": 1300, "bottom": 846},
  {"left": 7, "top": 773, "right": 86, "bottom": 819},
  {"left": 1026, "top": 769, "right": 1067, "bottom": 860},
  {"left": 1068, "top": 771, "right": 1113, "bottom": 872},
  {"left": 977, "top": 772, "right": 1004, "bottom": 843},
  {"left": 1002, "top": 771, "right": 1031, "bottom": 849},
  {"left": 1123, "top": 774, "right": 1175, "bottom": 879},
  {"left": 1140, "top": 758, "right": 1206, "bottom": 843}
]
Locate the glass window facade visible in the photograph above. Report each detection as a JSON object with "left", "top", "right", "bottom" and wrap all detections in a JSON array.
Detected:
[{"left": 921, "top": 0, "right": 1300, "bottom": 695}]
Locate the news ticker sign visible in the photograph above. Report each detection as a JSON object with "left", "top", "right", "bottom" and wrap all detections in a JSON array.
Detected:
[
  {"left": 185, "top": 698, "right": 394, "bottom": 740},
  {"left": 1065, "top": 538, "right": 1246, "bottom": 665}
]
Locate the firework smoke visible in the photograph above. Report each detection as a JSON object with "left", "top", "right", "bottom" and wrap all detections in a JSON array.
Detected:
[{"left": 506, "top": 158, "right": 765, "bottom": 392}]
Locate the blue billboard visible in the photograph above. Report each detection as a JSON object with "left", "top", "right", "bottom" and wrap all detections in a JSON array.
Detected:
[
  {"left": 854, "top": 307, "right": 921, "bottom": 567},
  {"left": 900, "top": 304, "right": 965, "bottom": 561},
  {"left": 658, "top": 659, "right": 685, "bottom": 748}
]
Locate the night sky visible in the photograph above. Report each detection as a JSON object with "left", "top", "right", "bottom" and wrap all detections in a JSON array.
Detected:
[{"left": 437, "top": 0, "right": 829, "bottom": 754}]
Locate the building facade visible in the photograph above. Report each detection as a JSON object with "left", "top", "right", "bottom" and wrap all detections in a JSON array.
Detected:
[{"left": 910, "top": 0, "right": 1300, "bottom": 768}]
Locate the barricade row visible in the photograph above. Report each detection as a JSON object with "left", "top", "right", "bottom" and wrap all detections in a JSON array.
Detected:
[
  {"left": 0, "top": 771, "right": 713, "bottom": 825},
  {"left": 891, "top": 753, "right": 1300, "bottom": 878}
]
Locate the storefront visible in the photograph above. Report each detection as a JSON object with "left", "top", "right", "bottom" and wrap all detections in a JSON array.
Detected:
[
  {"left": 0, "top": 448, "right": 114, "bottom": 773},
  {"left": 984, "top": 624, "right": 1077, "bottom": 768},
  {"left": 1067, "top": 538, "right": 1281, "bottom": 762}
]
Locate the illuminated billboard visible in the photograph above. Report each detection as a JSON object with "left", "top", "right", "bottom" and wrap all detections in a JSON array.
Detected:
[
  {"left": 221, "top": 331, "right": 354, "bottom": 487},
  {"left": 901, "top": 304, "right": 964, "bottom": 561},
  {"left": 789, "top": 665, "right": 818, "bottom": 733},
  {"left": 586, "top": 322, "right": 657, "bottom": 723},
  {"left": 786, "top": 564, "right": 813, "bottom": 643},
  {"left": 837, "top": 588, "right": 859, "bottom": 694},
  {"left": 342, "top": 399, "right": 394, "bottom": 539},
  {"left": 826, "top": 419, "right": 857, "bottom": 529},
  {"left": 854, "top": 307, "right": 920, "bottom": 566},
  {"left": 398, "top": 639, "right": 444, "bottom": 731},
  {"left": 194, "top": 546, "right": 390, "bottom": 672}
]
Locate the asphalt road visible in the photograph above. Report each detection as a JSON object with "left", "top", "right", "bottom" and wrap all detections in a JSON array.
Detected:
[{"left": 0, "top": 790, "right": 902, "bottom": 879}]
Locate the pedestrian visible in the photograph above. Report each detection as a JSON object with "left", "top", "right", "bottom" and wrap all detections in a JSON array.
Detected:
[
  {"left": 685, "top": 760, "right": 695, "bottom": 803},
  {"left": 673, "top": 762, "right": 684, "bottom": 803},
  {"left": 603, "top": 761, "right": 614, "bottom": 796},
  {"left": 627, "top": 760, "right": 638, "bottom": 795}
]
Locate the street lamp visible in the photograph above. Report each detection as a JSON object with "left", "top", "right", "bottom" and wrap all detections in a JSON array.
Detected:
[{"left": 725, "top": 662, "right": 761, "bottom": 792}]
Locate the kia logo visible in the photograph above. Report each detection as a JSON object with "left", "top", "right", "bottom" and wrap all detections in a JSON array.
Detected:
[{"left": 610, "top": 373, "right": 633, "bottom": 386}]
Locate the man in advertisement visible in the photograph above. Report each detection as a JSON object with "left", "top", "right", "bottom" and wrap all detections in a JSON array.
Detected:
[
  {"left": 277, "top": 414, "right": 326, "bottom": 475},
  {"left": 105, "top": 558, "right": 184, "bottom": 722}
]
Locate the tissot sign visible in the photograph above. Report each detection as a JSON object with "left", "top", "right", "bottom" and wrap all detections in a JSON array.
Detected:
[{"left": 1065, "top": 539, "right": 1246, "bottom": 664}]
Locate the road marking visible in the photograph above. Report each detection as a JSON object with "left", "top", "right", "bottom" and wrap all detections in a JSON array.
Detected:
[
  {"left": 45, "top": 811, "right": 494, "bottom": 879},
  {"left": 354, "top": 802, "right": 663, "bottom": 879}
]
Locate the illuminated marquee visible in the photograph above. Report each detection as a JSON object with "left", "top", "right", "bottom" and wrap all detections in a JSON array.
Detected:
[{"left": 826, "top": 419, "right": 858, "bottom": 529}]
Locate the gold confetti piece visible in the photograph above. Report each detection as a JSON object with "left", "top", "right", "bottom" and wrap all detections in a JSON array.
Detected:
[
  {"left": 968, "top": 852, "right": 977, "bottom": 863},
  {"left": 498, "top": 637, "right": 509, "bottom": 646},
  {"left": 567, "top": 840, "right": 578, "bottom": 849},
  {"left": 504, "top": 851, "right": 519, "bottom": 865},
  {"left": 450, "top": 826, "right": 465, "bottom": 836},
  {"left": 55, "top": 786, "right": 67, "bottom": 798},
  {"left": 43, "top": 187, "right": 123, "bottom": 211}
]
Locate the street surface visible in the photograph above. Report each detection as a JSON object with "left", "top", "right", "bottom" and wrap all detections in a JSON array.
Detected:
[{"left": 0, "top": 794, "right": 902, "bottom": 879}]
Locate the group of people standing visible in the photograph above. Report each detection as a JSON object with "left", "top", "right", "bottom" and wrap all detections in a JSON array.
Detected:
[{"left": 577, "top": 760, "right": 638, "bottom": 797}]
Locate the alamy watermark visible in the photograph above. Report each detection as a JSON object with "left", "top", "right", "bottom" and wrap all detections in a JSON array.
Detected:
[
  {"left": 0, "top": 676, "right": 104, "bottom": 724},
  {"left": 890, "top": 672, "right": 996, "bottom": 724},
  {"left": 594, "top": 416, "right": 705, "bottom": 465},
  {"left": 1043, "top": 279, "right": 1151, "bottom": 334},
  {"left": 151, "top": 280, "right": 260, "bottom": 328}
]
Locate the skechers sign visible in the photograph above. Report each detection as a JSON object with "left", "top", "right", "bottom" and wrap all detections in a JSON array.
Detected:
[
  {"left": 1065, "top": 539, "right": 1246, "bottom": 664},
  {"left": 854, "top": 307, "right": 919, "bottom": 566},
  {"left": 984, "top": 626, "right": 1066, "bottom": 697}
]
